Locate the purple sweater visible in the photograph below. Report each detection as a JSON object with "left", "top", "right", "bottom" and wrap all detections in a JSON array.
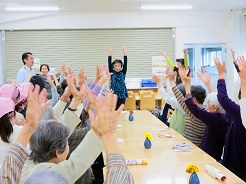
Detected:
[
  {"left": 185, "top": 94, "right": 231, "bottom": 161},
  {"left": 83, "top": 84, "right": 101, "bottom": 107},
  {"left": 217, "top": 79, "right": 246, "bottom": 171}
]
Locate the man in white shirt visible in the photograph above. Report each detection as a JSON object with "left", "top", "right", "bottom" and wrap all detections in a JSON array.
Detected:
[{"left": 16, "top": 52, "right": 35, "bottom": 84}]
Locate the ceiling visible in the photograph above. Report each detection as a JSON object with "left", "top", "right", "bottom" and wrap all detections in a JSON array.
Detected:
[{"left": 0, "top": 0, "right": 245, "bottom": 13}]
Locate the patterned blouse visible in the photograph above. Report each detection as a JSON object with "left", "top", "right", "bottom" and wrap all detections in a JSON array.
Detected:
[{"left": 108, "top": 56, "right": 128, "bottom": 99}]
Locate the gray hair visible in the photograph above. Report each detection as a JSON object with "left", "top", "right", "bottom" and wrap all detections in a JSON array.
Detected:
[
  {"left": 204, "top": 92, "right": 224, "bottom": 113},
  {"left": 25, "top": 170, "right": 69, "bottom": 184},
  {"left": 40, "top": 105, "right": 54, "bottom": 121},
  {"left": 29, "top": 120, "right": 70, "bottom": 163},
  {"left": 176, "top": 83, "right": 186, "bottom": 97}
]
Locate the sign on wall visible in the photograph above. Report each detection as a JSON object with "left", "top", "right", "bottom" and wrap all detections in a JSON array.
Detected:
[{"left": 152, "top": 56, "right": 167, "bottom": 77}]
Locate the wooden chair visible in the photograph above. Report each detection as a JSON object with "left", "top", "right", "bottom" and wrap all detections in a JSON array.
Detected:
[
  {"left": 167, "top": 108, "right": 174, "bottom": 119},
  {"left": 128, "top": 90, "right": 134, "bottom": 95},
  {"left": 124, "top": 93, "right": 136, "bottom": 110},
  {"left": 139, "top": 93, "right": 155, "bottom": 110},
  {"left": 138, "top": 90, "right": 154, "bottom": 95}
]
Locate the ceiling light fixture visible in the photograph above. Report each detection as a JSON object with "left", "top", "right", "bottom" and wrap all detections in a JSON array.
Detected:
[
  {"left": 140, "top": 5, "right": 192, "bottom": 10},
  {"left": 6, "top": 6, "right": 60, "bottom": 11}
]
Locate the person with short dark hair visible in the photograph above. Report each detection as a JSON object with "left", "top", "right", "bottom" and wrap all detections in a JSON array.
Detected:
[
  {"left": 0, "top": 97, "right": 23, "bottom": 168},
  {"left": 169, "top": 70, "right": 207, "bottom": 147},
  {"left": 161, "top": 49, "right": 191, "bottom": 85},
  {"left": 16, "top": 52, "right": 35, "bottom": 84},
  {"left": 108, "top": 47, "right": 128, "bottom": 110}
]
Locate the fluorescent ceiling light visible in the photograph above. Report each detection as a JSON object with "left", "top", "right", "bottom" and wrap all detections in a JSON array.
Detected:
[
  {"left": 140, "top": 5, "right": 192, "bottom": 10},
  {"left": 6, "top": 7, "right": 60, "bottom": 11}
]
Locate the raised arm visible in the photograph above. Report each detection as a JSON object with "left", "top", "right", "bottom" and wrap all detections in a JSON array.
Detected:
[
  {"left": 90, "top": 93, "right": 134, "bottom": 184},
  {"left": 161, "top": 51, "right": 175, "bottom": 69},
  {"left": 183, "top": 48, "right": 189, "bottom": 68},
  {"left": 214, "top": 57, "right": 241, "bottom": 122},
  {"left": 152, "top": 74, "right": 185, "bottom": 114},
  {"left": 234, "top": 56, "right": 246, "bottom": 128},
  {"left": 122, "top": 47, "right": 128, "bottom": 74},
  {"left": 197, "top": 68, "right": 213, "bottom": 93},
  {"left": 46, "top": 75, "right": 59, "bottom": 107},
  {"left": 169, "top": 69, "right": 196, "bottom": 120},
  {"left": 230, "top": 49, "right": 240, "bottom": 73},
  {"left": 108, "top": 47, "right": 114, "bottom": 73},
  {"left": 178, "top": 67, "right": 215, "bottom": 125}
]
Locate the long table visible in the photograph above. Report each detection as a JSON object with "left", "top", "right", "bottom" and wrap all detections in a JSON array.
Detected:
[{"left": 104, "top": 110, "right": 245, "bottom": 184}]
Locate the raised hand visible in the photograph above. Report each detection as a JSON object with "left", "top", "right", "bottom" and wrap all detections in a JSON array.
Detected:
[
  {"left": 46, "top": 74, "right": 52, "bottom": 84},
  {"left": 230, "top": 49, "right": 235, "bottom": 57},
  {"left": 52, "top": 68, "right": 57, "bottom": 77},
  {"left": 214, "top": 57, "right": 226, "bottom": 79},
  {"left": 230, "top": 49, "right": 236, "bottom": 62},
  {"left": 100, "top": 65, "right": 112, "bottom": 81},
  {"left": 160, "top": 51, "right": 167, "bottom": 57},
  {"left": 235, "top": 56, "right": 246, "bottom": 72},
  {"left": 108, "top": 47, "right": 114, "bottom": 56},
  {"left": 11, "top": 81, "right": 19, "bottom": 87},
  {"left": 168, "top": 71, "right": 177, "bottom": 82},
  {"left": 78, "top": 67, "right": 87, "bottom": 87},
  {"left": 95, "top": 65, "right": 102, "bottom": 81},
  {"left": 60, "top": 64, "right": 72, "bottom": 77},
  {"left": 152, "top": 74, "right": 162, "bottom": 88},
  {"left": 89, "top": 93, "right": 124, "bottom": 138},
  {"left": 123, "top": 47, "right": 127, "bottom": 56},
  {"left": 17, "top": 85, "right": 50, "bottom": 147},
  {"left": 26, "top": 85, "right": 51, "bottom": 130},
  {"left": 85, "top": 89, "right": 97, "bottom": 112},
  {"left": 179, "top": 67, "right": 191, "bottom": 85},
  {"left": 197, "top": 68, "right": 212, "bottom": 85},
  {"left": 67, "top": 74, "right": 86, "bottom": 103},
  {"left": 183, "top": 48, "right": 188, "bottom": 55}
]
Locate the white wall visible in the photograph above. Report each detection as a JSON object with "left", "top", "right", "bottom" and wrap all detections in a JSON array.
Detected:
[
  {"left": 0, "top": 11, "right": 243, "bottom": 99},
  {"left": 0, "top": 31, "right": 5, "bottom": 85}
]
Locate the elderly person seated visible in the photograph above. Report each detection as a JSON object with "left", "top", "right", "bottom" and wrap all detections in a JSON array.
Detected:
[
  {"left": 20, "top": 73, "right": 134, "bottom": 184},
  {"left": 178, "top": 67, "right": 231, "bottom": 161}
]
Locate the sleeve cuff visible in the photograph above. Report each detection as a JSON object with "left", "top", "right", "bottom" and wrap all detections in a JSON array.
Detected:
[
  {"left": 185, "top": 93, "right": 192, "bottom": 99},
  {"left": 107, "top": 154, "right": 126, "bottom": 167}
]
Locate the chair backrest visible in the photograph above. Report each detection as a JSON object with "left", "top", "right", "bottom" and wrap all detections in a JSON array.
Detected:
[
  {"left": 124, "top": 93, "right": 136, "bottom": 110},
  {"left": 128, "top": 90, "right": 134, "bottom": 95},
  {"left": 140, "top": 93, "right": 155, "bottom": 110},
  {"left": 167, "top": 108, "right": 174, "bottom": 119},
  {"left": 138, "top": 90, "right": 154, "bottom": 95}
]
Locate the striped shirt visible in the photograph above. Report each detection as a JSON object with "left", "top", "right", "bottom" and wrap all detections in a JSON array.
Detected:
[
  {"left": 105, "top": 154, "right": 134, "bottom": 184},
  {"left": 0, "top": 143, "right": 29, "bottom": 184},
  {"left": 172, "top": 86, "right": 206, "bottom": 147}
]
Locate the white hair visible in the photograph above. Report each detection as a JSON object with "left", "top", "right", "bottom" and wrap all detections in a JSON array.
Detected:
[{"left": 204, "top": 92, "right": 224, "bottom": 113}]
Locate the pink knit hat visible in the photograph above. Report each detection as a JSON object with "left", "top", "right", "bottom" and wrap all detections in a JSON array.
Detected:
[
  {"left": 19, "top": 82, "right": 34, "bottom": 91},
  {"left": 0, "top": 84, "right": 19, "bottom": 101},
  {"left": 18, "top": 82, "right": 34, "bottom": 103},
  {"left": 0, "top": 97, "right": 15, "bottom": 118},
  {"left": 17, "top": 87, "right": 28, "bottom": 103}
]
